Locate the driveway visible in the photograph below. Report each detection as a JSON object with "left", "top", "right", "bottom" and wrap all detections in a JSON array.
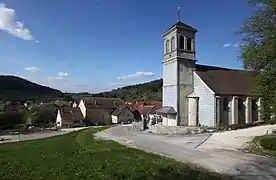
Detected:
[{"left": 96, "top": 125, "right": 276, "bottom": 180}]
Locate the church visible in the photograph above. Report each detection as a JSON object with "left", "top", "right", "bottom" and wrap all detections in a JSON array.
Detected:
[{"left": 156, "top": 20, "right": 261, "bottom": 128}]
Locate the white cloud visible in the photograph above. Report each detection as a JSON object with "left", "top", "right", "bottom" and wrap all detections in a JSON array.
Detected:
[
  {"left": 48, "top": 72, "right": 69, "bottom": 80},
  {"left": 58, "top": 72, "right": 68, "bottom": 77},
  {"left": 0, "top": 3, "right": 33, "bottom": 40},
  {"left": 222, "top": 43, "right": 239, "bottom": 48},
  {"left": 25, "top": 66, "right": 40, "bottom": 73},
  {"left": 118, "top": 71, "right": 154, "bottom": 80}
]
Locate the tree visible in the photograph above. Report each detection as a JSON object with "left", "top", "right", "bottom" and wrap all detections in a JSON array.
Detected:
[{"left": 240, "top": 0, "right": 276, "bottom": 123}]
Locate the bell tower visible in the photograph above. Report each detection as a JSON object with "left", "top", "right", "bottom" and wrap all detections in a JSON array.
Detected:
[{"left": 162, "top": 16, "right": 197, "bottom": 126}]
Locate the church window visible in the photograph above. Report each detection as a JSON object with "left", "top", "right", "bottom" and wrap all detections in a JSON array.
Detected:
[
  {"left": 171, "top": 37, "right": 175, "bottom": 51},
  {"left": 166, "top": 40, "right": 170, "bottom": 53},
  {"left": 187, "top": 37, "right": 192, "bottom": 51},
  {"left": 179, "top": 36, "right": 184, "bottom": 49},
  {"left": 223, "top": 97, "right": 229, "bottom": 111}
]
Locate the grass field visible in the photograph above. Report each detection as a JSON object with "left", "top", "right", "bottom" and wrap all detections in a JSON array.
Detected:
[{"left": 0, "top": 127, "right": 227, "bottom": 180}]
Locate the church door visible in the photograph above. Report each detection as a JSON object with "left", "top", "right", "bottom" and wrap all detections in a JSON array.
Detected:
[{"left": 188, "top": 97, "right": 199, "bottom": 126}]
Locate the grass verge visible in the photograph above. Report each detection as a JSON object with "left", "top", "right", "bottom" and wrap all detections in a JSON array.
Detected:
[
  {"left": 243, "top": 135, "right": 276, "bottom": 158},
  {"left": 0, "top": 127, "right": 228, "bottom": 180}
]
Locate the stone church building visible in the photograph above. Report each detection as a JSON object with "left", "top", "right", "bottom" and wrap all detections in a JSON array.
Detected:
[{"left": 156, "top": 20, "right": 261, "bottom": 127}]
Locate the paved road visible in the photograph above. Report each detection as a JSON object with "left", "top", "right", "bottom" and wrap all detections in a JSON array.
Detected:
[
  {"left": 96, "top": 125, "right": 276, "bottom": 180},
  {"left": 0, "top": 127, "right": 87, "bottom": 144}
]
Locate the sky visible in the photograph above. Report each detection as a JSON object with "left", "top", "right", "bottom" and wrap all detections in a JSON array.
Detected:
[{"left": 0, "top": 0, "right": 254, "bottom": 93}]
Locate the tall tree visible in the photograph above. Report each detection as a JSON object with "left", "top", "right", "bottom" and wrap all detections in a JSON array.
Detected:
[{"left": 240, "top": 0, "right": 276, "bottom": 123}]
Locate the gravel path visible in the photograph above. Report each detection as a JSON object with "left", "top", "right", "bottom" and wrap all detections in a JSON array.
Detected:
[{"left": 96, "top": 125, "right": 276, "bottom": 180}]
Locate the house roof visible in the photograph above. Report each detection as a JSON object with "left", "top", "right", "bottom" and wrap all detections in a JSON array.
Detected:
[
  {"left": 195, "top": 64, "right": 257, "bottom": 95},
  {"left": 111, "top": 105, "right": 128, "bottom": 116},
  {"left": 164, "top": 21, "right": 197, "bottom": 35},
  {"left": 83, "top": 97, "right": 124, "bottom": 109},
  {"left": 54, "top": 100, "right": 71, "bottom": 107},
  {"left": 150, "top": 101, "right": 162, "bottom": 114},
  {"left": 138, "top": 105, "right": 154, "bottom": 115},
  {"left": 60, "top": 107, "right": 84, "bottom": 124},
  {"left": 155, "top": 106, "right": 177, "bottom": 114}
]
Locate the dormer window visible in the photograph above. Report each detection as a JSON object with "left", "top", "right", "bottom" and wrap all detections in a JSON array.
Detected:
[
  {"left": 187, "top": 37, "right": 192, "bottom": 51},
  {"left": 166, "top": 40, "right": 170, "bottom": 54},
  {"left": 179, "top": 36, "right": 184, "bottom": 49}
]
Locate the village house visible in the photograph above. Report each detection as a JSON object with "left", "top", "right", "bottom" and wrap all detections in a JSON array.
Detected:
[
  {"left": 157, "top": 20, "right": 261, "bottom": 128},
  {"left": 111, "top": 105, "right": 134, "bottom": 124},
  {"left": 56, "top": 106, "right": 84, "bottom": 128},
  {"left": 148, "top": 101, "right": 163, "bottom": 121},
  {"left": 78, "top": 97, "right": 127, "bottom": 125},
  {"left": 133, "top": 101, "right": 162, "bottom": 122}
]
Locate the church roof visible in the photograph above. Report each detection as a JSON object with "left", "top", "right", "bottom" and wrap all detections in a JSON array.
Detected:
[
  {"left": 164, "top": 21, "right": 197, "bottom": 35},
  {"left": 195, "top": 64, "right": 258, "bottom": 95}
]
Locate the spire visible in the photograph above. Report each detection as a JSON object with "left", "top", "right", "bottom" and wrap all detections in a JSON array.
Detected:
[{"left": 177, "top": 7, "right": 181, "bottom": 22}]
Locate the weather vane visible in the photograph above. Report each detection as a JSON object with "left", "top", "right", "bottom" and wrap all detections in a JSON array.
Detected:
[{"left": 177, "top": 7, "right": 180, "bottom": 21}]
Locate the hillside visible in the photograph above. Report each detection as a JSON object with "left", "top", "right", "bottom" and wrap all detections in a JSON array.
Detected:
[
  {"left": 0, "top": 75, "right": 63, "bottom": 101},
  {"left": 91, "top": 79, "right": 163, "bottom": 103}
]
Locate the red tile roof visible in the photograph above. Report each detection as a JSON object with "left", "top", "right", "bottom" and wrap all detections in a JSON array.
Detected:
[{"left": 138, "top": 105, "right": 154, "bottom": 115}]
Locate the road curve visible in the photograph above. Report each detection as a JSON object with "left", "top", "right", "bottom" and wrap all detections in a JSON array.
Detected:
[{"left": 96, "top": 125, "right": 276, "bottom": 180}]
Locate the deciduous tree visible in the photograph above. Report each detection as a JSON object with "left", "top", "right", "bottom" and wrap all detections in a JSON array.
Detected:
[{"left": 240, "top": 0, "right": 276, "bottom": 122}]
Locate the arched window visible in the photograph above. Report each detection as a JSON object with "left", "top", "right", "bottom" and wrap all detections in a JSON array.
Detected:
[
  {"left": 187, "top": 37, "right": 192, "bottom": 51},
  {"left": 223, "top": 97, "right": 229, "bottom": 111},
  {"left": 179, "top": 36, "right": 184, "bottom": 49},
  {"left": 166, "top": 40, "right": 170, "bottom": 54},
  {"left": 171, "top": 37, "right": 175, "bottom": 51}
]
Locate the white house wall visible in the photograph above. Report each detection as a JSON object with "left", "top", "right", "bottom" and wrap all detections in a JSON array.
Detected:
[
  {"left": 78, "top": 100, "right": 86, "bottom": 118},
  {"left": 194, "top": 72, "right": 215, "bottom": 127},
  {"left": 111, "top": 115, "right": 118, "bottom": 124},
  {"left": 56, "top": 110, "right": 62, "bottom": 127}
]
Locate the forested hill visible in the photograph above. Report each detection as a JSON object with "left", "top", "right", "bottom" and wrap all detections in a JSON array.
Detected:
[
  {"left": 0, "top": 75, "right": 63, "bottom": 101},
  {"left": 92, "top": 79, "right": 163, "bottom": 103}
]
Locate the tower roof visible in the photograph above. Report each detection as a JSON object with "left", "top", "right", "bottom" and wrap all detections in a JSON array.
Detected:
[{"left": 163, "top": 21, "right": 197, "bottom": 36}]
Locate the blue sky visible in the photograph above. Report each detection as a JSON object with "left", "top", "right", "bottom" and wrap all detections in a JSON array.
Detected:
[{"left": 0, "top": 0, "right": 253, "bottom": 93}]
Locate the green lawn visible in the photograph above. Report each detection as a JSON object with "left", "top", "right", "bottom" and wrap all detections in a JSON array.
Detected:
[{"left": 0, "top": 128, "right": 228, "bottom": 180}]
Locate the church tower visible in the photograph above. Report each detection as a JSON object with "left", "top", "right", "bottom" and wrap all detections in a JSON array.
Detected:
[{"left": 162, "top": 18, "right": 197, "bottom": 126}]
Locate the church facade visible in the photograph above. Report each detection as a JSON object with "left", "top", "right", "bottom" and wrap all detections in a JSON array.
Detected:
[{"left": 156, "top": 21, "right": 261, "bottom": 127}]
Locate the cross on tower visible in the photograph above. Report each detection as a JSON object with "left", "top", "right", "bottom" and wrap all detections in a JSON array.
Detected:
[{"left": 177, "top": 7, "right": 180, "bottom": 21}]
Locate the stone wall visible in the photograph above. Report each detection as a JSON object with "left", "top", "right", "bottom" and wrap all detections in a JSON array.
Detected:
[{"left": 148, "top": 124, "right": 202, "bottom": 135}]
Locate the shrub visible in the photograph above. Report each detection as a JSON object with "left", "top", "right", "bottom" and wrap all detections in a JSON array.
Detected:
[
  {"left": 0, "top": 112, "right": 25, "bottom": 130},
  {"left": 259, "top": 135, "right": 276, "bottom": 150},
  {"left": 32, "top": 109, "right": 56, "bottom": 126}
]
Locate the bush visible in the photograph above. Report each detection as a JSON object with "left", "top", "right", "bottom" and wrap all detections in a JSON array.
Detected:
[
  {"left": 0, "top": 112, "right": 25, "bottom": 130},
  {"left": 32, "top": 109, "right": 56, "bottom": 126},
  {"left": 259, "top": 135, "right": 276, "bottom": 150}
]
